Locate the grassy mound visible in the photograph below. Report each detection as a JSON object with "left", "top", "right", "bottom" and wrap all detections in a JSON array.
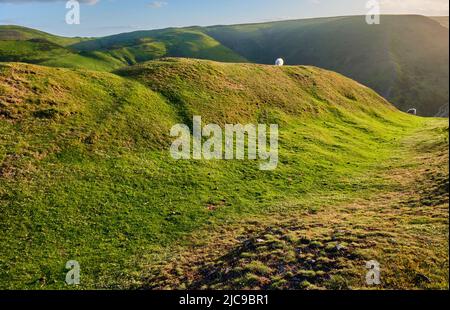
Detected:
[
  {"left": 0, "top": 59, "right": 447, "bottom": 289},
  {"left": 115, "top": 58, "right": 397, "bottom": 124}
]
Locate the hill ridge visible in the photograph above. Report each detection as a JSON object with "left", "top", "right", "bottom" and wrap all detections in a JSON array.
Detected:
[{"left": 2, "top": 15, "right": 448, "bottom": 116}]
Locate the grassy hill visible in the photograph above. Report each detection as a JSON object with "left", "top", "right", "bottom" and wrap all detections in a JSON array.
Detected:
[
  {"left": 1, "top": 16, "right": 448, "bottom": 116},
  {"left": 0, "top": 59, "right": 448, "bottom": 289},
  {"left": 205, "top": 15, "right": 449, "bottom": 117}
]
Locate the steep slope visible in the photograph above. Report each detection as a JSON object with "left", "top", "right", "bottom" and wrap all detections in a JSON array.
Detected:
[
  {"left": 205, "top": 15, "right": 449, "bottom": 116},
  {"left": 0, "top": 59, "right": 447, "bottom": 290}
]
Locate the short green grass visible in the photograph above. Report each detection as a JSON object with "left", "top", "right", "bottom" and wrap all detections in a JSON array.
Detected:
[
  {"left": 145, "top": 119, "right": 449, "bottom": 290},
  {"left": 0, "top": 59, "right": 447, "bottom": 289}
]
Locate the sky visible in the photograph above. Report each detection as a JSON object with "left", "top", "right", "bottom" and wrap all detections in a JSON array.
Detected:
[{"left": 0, "top": 0, "right": 449, "bottom": 37}]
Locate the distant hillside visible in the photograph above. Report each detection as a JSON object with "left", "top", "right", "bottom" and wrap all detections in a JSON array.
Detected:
[
  {"left": 205, "top": 15, "right": 449, "bottom": 117},
  {"left": 71, "top": 28, "right": 247, "bottom": 64},
  {"left": 0, "top": 26, "right": 126, "bottom": 71},
  {"left": 0, "top": 25, "right": 86, "bottom": 46},
  {"left": 0, "top": 25, "right": 246, "bottom": 69},
  {"left": 0, "top": 39, "right": 125, "bottom": 71}
]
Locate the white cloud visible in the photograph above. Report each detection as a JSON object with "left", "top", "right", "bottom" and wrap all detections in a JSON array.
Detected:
[
  {"left": 148, "top": 1, "right": 167, "bottom": 9},
  {"left": 380, "top": 0, "right": 449, "bottom": 16}
]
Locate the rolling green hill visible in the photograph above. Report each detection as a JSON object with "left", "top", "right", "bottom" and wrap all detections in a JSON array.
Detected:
[
  {"left": 0, "top": 59, "right": 448, "bottom": 289},
  {"left": 204, "top": 15, "right": 449, "bottom": 117},
  {"left": 1, "top": 15, "right": 448, "bottom": 116},
  {"left": 71, "top": 27, "right": 247, "bottom": 64},
  {"left": 0, "top": 25, "right": 246, "bottom": 70},
  {"left": 68, "top": 15, "right": 450, "bottom": 116}
]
